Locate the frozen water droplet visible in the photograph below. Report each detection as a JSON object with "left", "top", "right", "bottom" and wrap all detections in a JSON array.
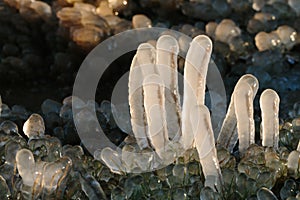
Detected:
[
  {"left": 0, "top": 175, "right": 10, "bottom": 199},
  {"left": 288, "top": 0, "right": 300, "bottom": 16},
  {"left": 59, "top": 104, "right": 73, "bottom": 121},
  {"left": 79, "top": 173, "right": 107, "bottom": 200},
  {"left": 5, "top": 141, "right": 22, "bottom": 166},
  {"left": 111, "top": 103, "right": 132, "bottom": 134},
  {"left": 257, "top": 187, "right": 278, "bottom": 200},
  {"left": 43, "top": 157, "right": 71, "bottom": 192},
  {"left": 16, "top": 149, "right": 36, "bottom": 186},
  {"left": 0, "top": 104, "right": 11, "bottom": 117},
  {"left": 23, "top": 114, "right": 45, "bottom": 138},
  {"left": 41, "top": 99, "right": 62, "bottom": 115},
  {"left": 0, "top": 120, "right": 18, "bottom": 134},
  {"left": 132, "top": 14, "right": 152, "bottom": 28},
  {"left": 99, "top": 147, "right": 125, "bottom": 174},
  {"left": 276, "top": 25, "right": 298, "bottom": 50},
  {"left": 215, "top": 19, "right": 241, "bottom": 44},
  {"left": 200, "top": 186, "right": 216, "bottom": 200}
]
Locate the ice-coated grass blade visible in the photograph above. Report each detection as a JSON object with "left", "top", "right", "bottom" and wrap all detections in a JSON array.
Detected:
[
  {"left": 128, "top": 55, "right": 149, "bottom": 149},
  {"left": 156, "top": 35, "right": 181, "bottom": 141},
  {"left": 234, "top": 82, "right": 255, "bottom": 155},
  {"left": 143, "top": 74, "right": 169, "bottom": 158},
  {"left": 181, "top": 35, "right": 212, "bottom": 150},
  {"left": 191, "top": 105, "right": 223, "bottom": 192},
  {"left": 217, "top": 74, "right": 258, "bottom": 152}
]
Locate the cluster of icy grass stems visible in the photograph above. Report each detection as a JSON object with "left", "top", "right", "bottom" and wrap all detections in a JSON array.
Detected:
[{"left": 99, "top": 34, "right": 290, "bottom": 198}]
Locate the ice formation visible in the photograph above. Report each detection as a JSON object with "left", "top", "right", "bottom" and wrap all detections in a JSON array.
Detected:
[
  {"left": 16, "top": 149, "right": 72, "bottom": 199},
  {"left": 181, "top": 35, "right": 212, "bottom": 150},
  {"left": 100, "top": 34, "right": 285, "bottom": 192},
  {"left": 100, "top": 34, "right": 219, "bottom": 191},
  {"left": 255, "top": 25, "right": 298, "bottom": 51}
]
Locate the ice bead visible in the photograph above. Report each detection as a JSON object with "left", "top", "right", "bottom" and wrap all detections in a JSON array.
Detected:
[
  {"left": 11, "top": 105, "right": 29, "bottom": 120},
  {"left": 132, "top": 14, "right": 152, "bottom": 28},
  {"left": 275, "top": 25, "right": 298, "bottom": 50},
  {"left": 42, "top": 157, "right": 71, "bottom": 193},
  {"left": 99, "top": 147, "right": 125, "bottom": 174},
  {"left": 23, "top": 113, "right": 45, "bottom": 138},
  {"left": 62, "top": 145, "right": 84, "bottom": 160},
  {"left": 205, "top": 22, "right": 218, "bottom": 38},
  {"left": 200, "top": 186, "right": 217, "bottom": 200},
  {"left": 56, "top": 7, "right": 81, "bottom": 27},
  {"left": 70, "top": 26, "right": 103, "bottom": 49},
  {"left": 41, "top": 99, "right": 62, "bottom": 115},
  {"left": 29, "top": 1, "right": 52, "bottom": 20},
  {"left": 172, "top": 188, "right": 187, "bottom": 200},
  {"left": 5, "top": 140, "right": 22, "bottom": 166},
  {"left": 257, "top": 187, "right": 278, "bottom": 200},
  {"left": 292, "top": 117, "right": 300, "bottom": 133},
  {"left": 79, "top": 173, "right": 107, "bottom": 200},
  {"left": 0, "top": 120, "right": 18, "bottom": 134},
  {"left": 0, "top": 175, "right": 10, "bottom": 199},
  {"left": 252, "top": 0, "right": 267, "bottom": 11},
  {"left": 0, "top": 104, "right": 11, "bottom": 117},
  {"left": 287, "top": 150, "right": 300, "bottom": 177},
  {"left": 16, "top": 149, "right": 36, "bottom": 186},
  {"left": 96, "top": 1, "right": 113, "bottom": 16},
  {"left": 124, "top": 175, "right": 144, "bottom": 199},
  {"left": 247, "top": 13, "right": 277, "bottom": 34},
  {"left": 288, "top": 0, "right": 300, "bottom": 16},
  {"left": 255, "top": 31, "right": 281, "bottom": 51},
  {"left": 59, "top": 104, "right": 73, "bottom": 122},
  {"left": 29, "top": 136, "right": 62, "bottom": 162},
  {"left": 280, "top": 179, "right": 297, "bottom": 199},
  {"left": 111, "top": 102, "right": 132, "bottom": 134},
  {"left": 215, "top": 19, "right": 241, "bottom": 44}
]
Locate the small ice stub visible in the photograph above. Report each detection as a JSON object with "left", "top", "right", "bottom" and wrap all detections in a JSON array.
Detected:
[
  {"left": 181, "top": 35, "right": 212, "bottom": 150},
  {"left": 23, "top": 113, "right": 45, "bottom": 138},
  {"left": 190, "top": 105, "right": 223, "bottom": 191},
  {"left": 260, "top": 89, "right": 280, "bottom": 149}
]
